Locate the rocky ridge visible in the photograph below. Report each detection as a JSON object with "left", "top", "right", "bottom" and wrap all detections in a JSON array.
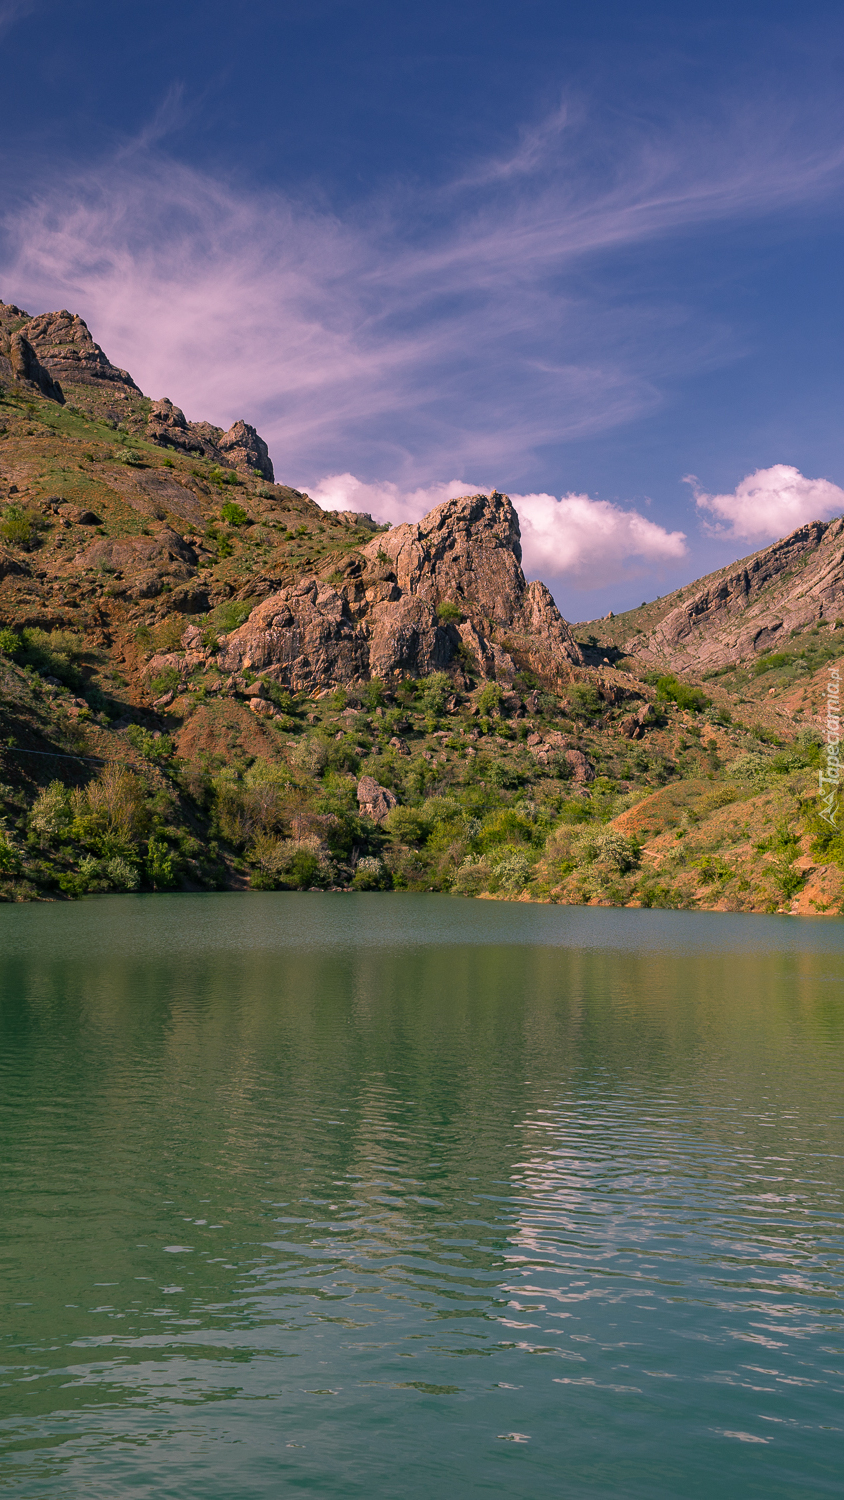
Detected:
[
  {"left": 587, "top": 519, "right": 844, "bottom": 674},
  {"left": 1, "top": 293, "right": 843, "bottom": 915}
]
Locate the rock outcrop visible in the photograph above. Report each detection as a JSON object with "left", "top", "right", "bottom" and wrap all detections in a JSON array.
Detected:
[
  {"left": 8, "top": 331, "right": 64, "bottom": 403},
  {"left": 20, "top": 309, "right": 139, "bottom": 390},
  {"left": 76, "top": 527, "right": 200, "bottom": 604},
  {"left": 217, "top": 420, "right": 274, "bottom": 482},
  {"left": 357, "top": 776, "right": 398, "bottom": 822},
  {"left": 216, "top": 491, "right": 583, "bottom": 692},
  {"left": 146, "top": 402, "right": 274, "bottom": 481},
  {"left": 628, "top": 518, "right": 844, "bottom": 672},
  {"left": 146, "top": 399, "right": 207, "bottom": 456}
]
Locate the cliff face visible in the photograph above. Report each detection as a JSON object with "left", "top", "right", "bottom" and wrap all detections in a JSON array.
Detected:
[
  {"left": 213, "top": 490, "right": 583, "bottom": 693},
  {"left": 602, "top": 519, "right": 844, "bottom": 673}
]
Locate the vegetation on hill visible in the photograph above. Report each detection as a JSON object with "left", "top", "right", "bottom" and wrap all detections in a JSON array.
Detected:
[{"left": 2, "top": 307, "right": 843, "bottom": 915}]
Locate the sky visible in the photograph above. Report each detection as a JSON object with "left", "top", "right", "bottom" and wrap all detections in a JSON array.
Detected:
[{"left": 1, "top": 0, "right": 844, "bottom": 620}]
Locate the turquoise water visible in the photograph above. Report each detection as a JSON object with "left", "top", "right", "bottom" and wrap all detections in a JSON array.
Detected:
[{"left": 0, "top": 893, "right": 842, "bottom": 1498}]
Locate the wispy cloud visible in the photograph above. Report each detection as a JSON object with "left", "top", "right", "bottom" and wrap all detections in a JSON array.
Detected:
[
  {"left": 309, "top": 473, "right": 688, "bottom": 590},
  {"left": 0, "top": 0, "right": 36, "bottom": 40},
  {"left": 688, "top": 465, "right": 844, "bottom": 543},
  {"left": 2, "top": 93, "right": 844, "bottom": 497}
]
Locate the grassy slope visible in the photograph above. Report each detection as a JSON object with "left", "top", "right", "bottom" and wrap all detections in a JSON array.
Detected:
[{"left": 1, "top": 378, "right": 842, "bottom": 913}]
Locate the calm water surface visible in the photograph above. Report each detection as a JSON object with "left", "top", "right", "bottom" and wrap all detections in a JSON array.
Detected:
[{"left": 0, "top": 894, "right": 842, "bottom": 1498}]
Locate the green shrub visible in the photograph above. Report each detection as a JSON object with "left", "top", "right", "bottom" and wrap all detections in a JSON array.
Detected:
[
  {"left": 352, "top": 855, "right": 391, "bottom": 890},
  {"left": 149, "top": 666, "right": 180, "bottom": 697},
  {"left": 209, "top": 599, "right": 253, "bottom": 633},
  {"left": 0, "top": 626, "right": 20, "bottom": 654},
  {"left": 574, "top": 827, "right": 640, "bottom": 872},
  {"left": 293, "top": 735, "right": 328, "bottom": 777},
  {"left": 477, "top": 682, "right": 503, "bottom": 716},
  {"left": 146, "top": 836, "right": 176, "bottom": 889},
  {"left": 437, "top": 600, "right": 463, "bottom": 623},
  {"left": 29, "top": 782, "right": 72, "bottom": 845},
  {"left": 492, "top": 847, "right": 532, "bottom": 893},
  {"left": 261, "top": 679, "right": 294, "bottom": 712},
  {"left": 655, "top": 674, "right": 710, "bottom": 713},
  {"left": 753, "top": 652, "right": 791, "bottom": 676},
  {"left": 104, "top": 856, "right": 141, "bottom": 891},
  {"left": 727, "top": 752, "right": 771, "bottom": 787},
  {"left": 126, "top": 725, "right": 174, "bottom": 761},
  {"left": 15, "top": 627, "right": 84, "bottom": 686},
  {"left": 0, "top": 505, "right": 45, "bottom": 550},
  {"left": 248, "top": 833, "right": 329, "bottom": 889},
  {"left": 638, "top": 881, "right": 680, "bottom": 908},
  {"left": 568, "top": 684, "right": 602, "bottom": 720},
  {"left": 478, "top": 806, "right": 535, "bottom": 852},
  {"left": 220, "top": 500, "right": 250, "bottom": 527},
  {"left": 419, "top": 672, "right": 451, "bottom": 717},
  {"left": 0, "top": 822, "right": 20, "bottom": 874}
]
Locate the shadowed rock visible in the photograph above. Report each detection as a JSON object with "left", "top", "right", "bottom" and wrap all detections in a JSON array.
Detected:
[{"left": 9, "top": 332, "right": 64, "bottom": 403}]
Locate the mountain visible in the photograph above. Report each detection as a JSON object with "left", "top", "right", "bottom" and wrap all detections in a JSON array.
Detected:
[
  {"left": 587, "top": 520, "right": 844, "bottom": 673},
  {"left": 1, "top": 296, "right": 842, "bottom": 914}
]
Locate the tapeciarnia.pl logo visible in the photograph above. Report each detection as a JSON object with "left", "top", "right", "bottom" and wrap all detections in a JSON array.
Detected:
[{"left": 819, "top": 664, "right": 841, "bottom": 828}]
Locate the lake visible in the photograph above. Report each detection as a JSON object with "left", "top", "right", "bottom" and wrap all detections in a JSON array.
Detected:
[{"left": 1, "top": 893, "right": 842, "bottom": 1498}]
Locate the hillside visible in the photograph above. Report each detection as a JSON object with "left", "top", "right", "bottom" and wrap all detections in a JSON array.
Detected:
[{"left": 1, "top": 296, "right": 843, "bottom": 914}]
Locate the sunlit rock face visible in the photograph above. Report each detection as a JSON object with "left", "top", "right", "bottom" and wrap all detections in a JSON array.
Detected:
[{"left": 218, "top": 490, "right": 584, "bottom": 692}]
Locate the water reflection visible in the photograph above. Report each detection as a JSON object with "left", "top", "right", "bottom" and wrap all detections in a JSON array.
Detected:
[{"left": 0, "top": 895, "right": 842, "bottom": 1499}]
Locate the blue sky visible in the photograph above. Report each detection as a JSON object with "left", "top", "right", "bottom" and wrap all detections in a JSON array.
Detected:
[{"left": 2, "top": 0, "right": 844, "bottom": 619}]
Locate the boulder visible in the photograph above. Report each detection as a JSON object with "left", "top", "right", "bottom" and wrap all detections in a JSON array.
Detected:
[
  {"left": 357, "top": 776, "right": 398, "bottom": 823},
  {"left": 0, "top": 543, "right": 29, "bottom": 580},
  {"left": 248, "top": 696, "right": 275, "bottom": 717},
  {"left": 63, "top": 505, "right": 100, "bottom": 525},
  {"left": 565, "top": 748, "right": 595, "bottom": 783}
]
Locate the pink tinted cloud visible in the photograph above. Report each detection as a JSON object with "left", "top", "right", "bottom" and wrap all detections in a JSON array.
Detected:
[
  {"left": 309, "top": 473, "right": 687, "bottom": 589},
  {"left": 688, "top": 465, "right": 844, "bottom": 543}
]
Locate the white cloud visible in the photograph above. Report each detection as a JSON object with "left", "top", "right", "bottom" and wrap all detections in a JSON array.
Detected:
[
  {"left": 689, "top": 465, "right": 844, "bottom": 543},
  {"left": 514, "top": 490, "right": 687, "bottom": 586},
  {"left": 307, "top": 474, "right": 478, "bottom": 529},
  {"left": 309, "top": 473, "right": 687, "bottom": 589}
]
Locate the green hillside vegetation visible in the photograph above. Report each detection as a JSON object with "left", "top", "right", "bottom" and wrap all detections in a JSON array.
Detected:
[{"left": 2, "top": 347, "right": 843, "bottom": 915}]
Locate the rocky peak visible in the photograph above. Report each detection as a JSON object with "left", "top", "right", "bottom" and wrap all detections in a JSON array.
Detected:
[
  {"left": 359, "top": 491, "right": 523, "bottom": 621},
  {"left": 216, "top": 489, "right": 582, "bottom": 693},
  {"left": 145, "top": 403, "right": 274, "bottom": 480},
  {"left": 19, "top": 309, "right": 139, "bottom": 390},
  {"left": 217, "top": 419, "right": 274, "bottom": 482}
]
